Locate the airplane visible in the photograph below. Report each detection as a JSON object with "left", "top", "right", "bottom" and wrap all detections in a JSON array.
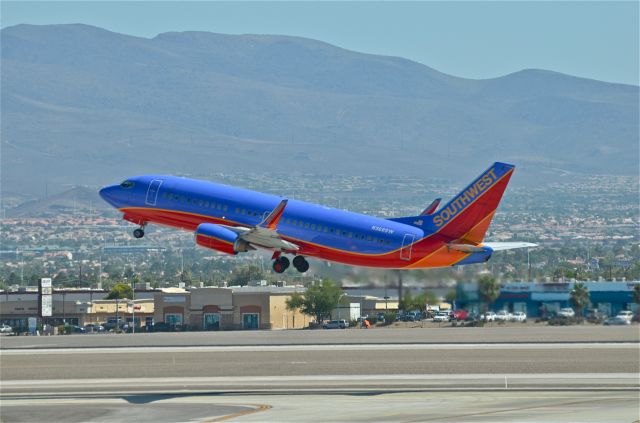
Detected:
[{"left": 99, "top": 162, "right": 536, "bottom": 273}]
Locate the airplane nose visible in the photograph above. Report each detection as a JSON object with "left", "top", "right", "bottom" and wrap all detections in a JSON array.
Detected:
[{"left": 99, "top": 184, "right": 120, "bottom": 206}]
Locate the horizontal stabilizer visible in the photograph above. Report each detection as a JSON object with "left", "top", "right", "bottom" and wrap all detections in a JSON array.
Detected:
[
  {"left": 483, "top": 242, "right": 537, "bottom": 251},
  {"left": 447, "top": 243, "right": 487, "bottom": 253}
]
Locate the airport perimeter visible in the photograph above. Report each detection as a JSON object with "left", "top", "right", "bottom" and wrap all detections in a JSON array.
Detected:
[{"left": 1, "top": 326, "right": 638, "bottom": 422}]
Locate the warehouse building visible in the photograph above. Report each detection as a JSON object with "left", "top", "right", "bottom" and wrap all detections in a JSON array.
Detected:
[{"left": 456, "top": 281, "right": 639, "bottom": 317}]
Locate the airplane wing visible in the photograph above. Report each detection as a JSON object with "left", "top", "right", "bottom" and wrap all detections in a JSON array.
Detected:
[
  {"left": 482, "top": 242, "right": 538, "bottom": 251},
  {"left": 221, "top": 199, "right": 299, "bottom": 252}
]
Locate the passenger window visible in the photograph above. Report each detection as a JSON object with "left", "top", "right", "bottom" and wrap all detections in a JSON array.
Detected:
[
  {"left": 204, "top": 201, "right": 209, "bottom": 207},
  {"left": 198, "top": 200, "right": 204, "bottom": 206},
  {"left": 311, "top": 224, "right": 316, "bottom": 230},
  {"left": 180, "top": 196, "right": 186, "bottom": 202},
  {"left": 235, "top": 208, "right": 240, "bottom": 214},
  {"left": 347, "top": 232, "right": 353, "bottom": 238},
  {"left": 285, "top": 218, "right": 291, "bottom": 224},
  {"left": 323, "top": 227, "right": 329, "bottom": 233},
  {"left": 330, "top": 228, "right": 335, "bottom": 233},
  {"left": 367, "top": 236, "right": 373, "bottom": 242},
  {"left": 304, "top": 222, "right": 310, "bottom": 229},
  {"left": 223, "top": 205, "right": 228, "bottom": 211},
  {"left": 292, "top": 219, "right": 297, "bottom": 225},
  {"left": 242, "top": 209, "right": 247, "bottom": 215}
]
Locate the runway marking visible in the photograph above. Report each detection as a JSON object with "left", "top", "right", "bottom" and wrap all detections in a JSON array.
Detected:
[
  {"left": 202, "top": 403, "right": 272, "bottom": 422},
  {"left": 1, "top": 342, "right": 637, "bottom": 355}
]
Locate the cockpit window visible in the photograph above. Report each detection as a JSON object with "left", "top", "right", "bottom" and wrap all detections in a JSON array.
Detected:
[{"left": 120, "top": 180, "right": 135, "bottom": 189}]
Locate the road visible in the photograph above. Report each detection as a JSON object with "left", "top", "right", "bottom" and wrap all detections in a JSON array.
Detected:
[{"left": 1, "top": 327, "right": 638, "bottom": 422}]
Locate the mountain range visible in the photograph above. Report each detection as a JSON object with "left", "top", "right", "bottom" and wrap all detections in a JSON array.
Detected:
[{"left": 1, "top": 23, "right": 638, "bottom": 197}]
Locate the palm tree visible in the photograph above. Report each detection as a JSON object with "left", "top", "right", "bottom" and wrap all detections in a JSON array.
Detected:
[
  {"left": 569, "top": 282, "right": 590, "bottom": 319},
  {"left": 478, "top": 275, "right": 500, "bottom": 313}
]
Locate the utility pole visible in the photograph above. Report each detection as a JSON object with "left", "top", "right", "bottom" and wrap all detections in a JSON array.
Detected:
[
  {"left": 132, "top": 278, "right": 135, "bottom": 335},
  {"left": 397, "top": 270, "right": 403, "bottom": 310},
  {"left": 527, "top": 248, "right": 531, "bottom": 281}
]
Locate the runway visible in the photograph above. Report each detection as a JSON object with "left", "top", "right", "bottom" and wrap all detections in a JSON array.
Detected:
[{"left": 1, "top": 328, "right": 639, "bottom": 422}]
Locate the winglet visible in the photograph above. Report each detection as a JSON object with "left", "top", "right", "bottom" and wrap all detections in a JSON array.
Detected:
[
  {"left": 421, "top": 198, "right": 441, "bottom": 215},
  {"left": 260, "top": 199, "right": 288, "bottom": 230}
]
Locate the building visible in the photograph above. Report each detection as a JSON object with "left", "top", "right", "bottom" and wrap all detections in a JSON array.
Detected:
[
  {"left": 0, "top": 287, "right": 157, "bottom": 330},
  {"left": 153, "top": 285, "right": 309, "bottom": 330},
  {"left": 457, "top": 281, "right": 640, "bottom": 317}
]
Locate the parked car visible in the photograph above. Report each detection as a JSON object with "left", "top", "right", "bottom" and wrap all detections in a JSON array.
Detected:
[
  {"left": 603, "top": 316, "right": 631, "bottom": 326},
  {"left": 322, "top": 319, "right": 348, "bottom": 329},
  {"left": 0, "top": 324, "right": 13, "bottom": 334},
  {"left": 558, "top": 308, "right": 575, "bottom": 318},
  {"left": 150, "top": 322, "right": 172, "bottom": 332},
  {"left": 84, "top": 324, "right": 105, "bottom": 333},
  {"left": 103, "top": 318, "right": 126, "bottom": 331},
  {"left": 495, "top": 311, "right": 512, "bottom": 321},
  {"left": 402, "top": 311, "right": 421, "bottom": 322},
  {"left": 585, "top": 309, "right": 604, "bottom": 323},
  {"left": 433, "top": 311, "right": 450, "bottom": 322},
  {"left": 450, "top": 310, "right": 468, "bottom": 321},
  {"left": 376, "top": 312, "right": 386, "bottom": 323},
  {"left": 511, "top": 311, "right": 527, "bottom": 322},
  {"left": 615, "top": 310, "right": 634, "bottom": 323},
  {"left": 69, "top": 325, "right": 86, "bottom": 334},
  {"left": 482, "top": 312, "right": 497, "bottom": 322}
]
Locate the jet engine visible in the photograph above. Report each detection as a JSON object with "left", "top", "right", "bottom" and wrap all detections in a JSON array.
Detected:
[{"left": 195, "top": 223, "right": 252, "bottom": 255}]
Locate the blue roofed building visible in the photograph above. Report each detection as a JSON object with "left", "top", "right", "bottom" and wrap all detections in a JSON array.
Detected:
[{"left": 457, "top": 281, "right": 639, "bottom": 317}]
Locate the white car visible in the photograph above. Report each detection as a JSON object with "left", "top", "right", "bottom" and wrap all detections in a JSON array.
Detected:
[
  {"left": 511, "top": 311, "right": 527, "bottom": 322},
  {"left": 322, "top": 320, "right": 348, "bottom": 329},
  {"left": 558, "top": 308, "right": 575, "bottom": 318},
  {"left": 495, "top": 310, "right": 512, "bottom": 321},
  {"left": 482, "top": 312, "right": 497, "bottom": 322},
  {"left": 433, "top": 312, "right": 450, "bottom": 322},
  {"left": 0, "top": 324, "right": 13, "bottom": 334},
  {"left": 615, "top": 310, "right": 634, "bottom": 323}
]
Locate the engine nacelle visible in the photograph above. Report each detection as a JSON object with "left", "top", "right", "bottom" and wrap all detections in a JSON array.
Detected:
[{"left": 195, "top": 223, "right": 251, "bottom": 255}]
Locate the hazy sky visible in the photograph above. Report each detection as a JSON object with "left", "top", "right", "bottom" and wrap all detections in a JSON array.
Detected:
[{"left": 2, "top": 1, "right": 638, "bottom": 85}]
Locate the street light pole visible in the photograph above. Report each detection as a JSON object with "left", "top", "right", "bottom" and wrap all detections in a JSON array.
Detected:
[{"left": 132, "top": 279, "right": 135, "bottom": 334}]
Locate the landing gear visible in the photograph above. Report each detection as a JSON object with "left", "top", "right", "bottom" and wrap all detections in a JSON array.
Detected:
[
  {"left": 272, "top": 256, "right": 290, "bottom": 273},
  {"left": 293, "top": 255, "right": 309, "bottom": 273},
  {"left": 133, "top": 227, "right": 145, "bottom": 239}
]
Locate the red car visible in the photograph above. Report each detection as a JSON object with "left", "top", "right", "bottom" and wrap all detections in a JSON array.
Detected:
[{"left": 450, "top": 310, "right": 469, "bottom": 321}]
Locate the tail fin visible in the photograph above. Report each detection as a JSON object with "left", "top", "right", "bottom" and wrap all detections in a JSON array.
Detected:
[{"left": 389, "top": 162, "right": 515, "bottom": 244}]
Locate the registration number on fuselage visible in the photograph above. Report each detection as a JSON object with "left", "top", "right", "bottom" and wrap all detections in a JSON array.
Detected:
[{"left": 371, "top": 225, "right": 394, "bottom": 234}]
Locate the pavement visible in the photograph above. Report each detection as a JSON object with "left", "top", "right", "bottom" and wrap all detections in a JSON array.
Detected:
[
  {"left": 1, "top": 327, "right": 639, "bottom": 422},
  {"left": 1, "top": 325, "right": 638, "bottom": 349}
]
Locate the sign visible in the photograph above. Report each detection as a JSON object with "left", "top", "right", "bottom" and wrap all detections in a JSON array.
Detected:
[
  {"left": 41, "top": 295, "right": 52, "bottom": 317},
  {"left": 41, "top": 278, "right": 52, "bottom": 295},
  {"left": 39, "top": 278, "right": 53, "bottom": 317}
]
